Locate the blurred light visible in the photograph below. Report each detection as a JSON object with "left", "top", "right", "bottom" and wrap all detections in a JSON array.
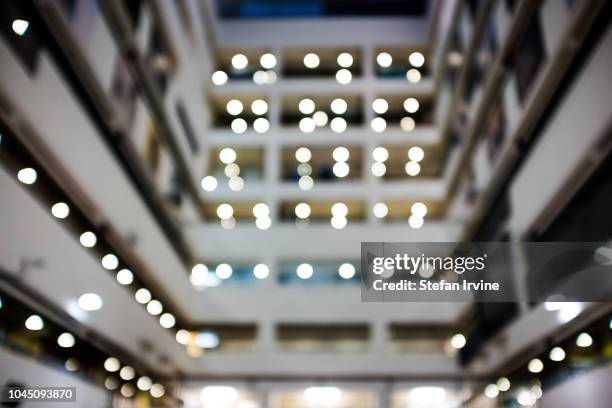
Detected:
[
  {"left": 266, "top": 70, "right": 277, "bottom": 84},
  {"left": 121, "top": 384, "right": 135, "bottom": 398},
  {"left": 549, "top": 346, "right": 566, "bottom": 361},
  {"left": 297, "top": 263, "right": 313, "bottom": 279},
  {"left": 372, "top": 98, "right": 388, "bottom": 114},
  {"left": 371, "top": 162, "right": 386, "bottom": 177},
  {"left": 146, "top": 300, "right": 163, "bottom": 315},
  {"left": 497, "top": 377, "right": 511, "bottom": 392},
  {"left": 221, "top": 217, "right": 236, "bottom": 230},
  {"left": 64, "top": 358, "right": 79, "bottom": 372},
  {"left": 79, "top": 231, "right": 97, "bottom": 248},
  {"left": 135, "top": 288, "right": 152, "bottom": 304},
  {"left": 313, "top": 111, "right": 328, "bottom": 127},
  {"left": 226, "top": 99, "right": 243, "bottom": 115},
  {"left": 304, "top": 387, "right": 342, "bottom": 404},
  {"left": 297, "top": 163, "right": 312, "bottom": 176},
  {"left": 57, "top": 332, "right": 75, "bottom": 348},
  {"left": 339, "top": 263, "right": 356, "bottom": 279},
  {"left": 409, "top": 387, "right": 446, "bottom": 404},
  {"left": 102, "top": 254, "right": 119, "bottom": 270},
  {"left": 372, "top": 147, "right": 389, "bottom": 162},
  {"left": 406, "top": 68, "right": 421, "bottom": 83},
  {"left": 211, "top": 71, "right": 228, "bottom": 85},
  {"left": 150, "top": 384, "right": 165, "bottom": 398},
  {"left": 517, "top": 389, "right": 535, "bottom": 406},
  {"left": 12, "top": 19, "right": 29, "bottom": 36},
  {"left": 411, "top": 202, "right": 428, "bottom": 217},
  {"left": 225, "top": 163, "right": 240, "bottom": 178},
  {"left": 216, "top": 263, "right": 233, "bottom": 280},
  {"left": 532, "top": 385, "right": 543, "bottom": 400},
  {"left": 231, "top": 118, "right": 247, "bottom": 134},
  {"left": 336, "top": 69, "right": 352, "bottom": 84},
  {"left": 216, "top": 203, "right": 234, "bottom": 220},
  {"left": 104, "top": 377, "right": 118, "bottom": 390},
  {"left": 137, "top": 376, "right": 152, "bottom": 391},
  {"left": 253, "top": 203, "right": 270, "bottom": 218},
  {"left": 176, "top": 329, "right": 191, "bottom": 345},
  {"left": 104, "top": 357, "right": 120, "bottom": 372},
  {"left": 201, "top": 386, "right": 237, "bottom": 405},
  {"left": 576, "top": 332, "right": 593, "bottom": 347},
  {"left": 201, "top": 176, "right": 218, "bottom": 192},
  {"left": 332, "top": 147, "right": 349, "bottom": 162},
  {"left": 404, "top": 98, "right": 420, "bottom": 113},
  {"left": 330, "top": 117, "right": 347, "bottom": 133},
  {"left": 298, "top": 176, "right": 314, "bottom": 191},
  {"left": 190, "top": 264, "right": 209, "bottom": 287},
  {"left": 295, "top": 147, "right": 312, "bottom": 163},
  {"left": 373, "top": 203, "right": 388, "bottom": 218},
  {"left": 409, "top": 215, "right": 424, "bottom": 229},
  {"left": 450, "top": 333, "right": 466, "bottom": 349},
  {"left": 484, "top": 384, "right": 499, "bottom": 399},
  {"left": 303, "top": 53, "right": 320, "bottom": 68},
  {"left": 196, "top": 331, "right": 220, "bottom": 349},
  {"left": 330, "top": 98, "right": 347, "bottom": 114},
  {"left": 408, "top": 146, "right": 425, "bottom": 162},
  {"left": 331, "top": 202, "right": 348, "bottom": 217},
  {"left": 253, "top": 70, "right": 268, "bottom": 85},
  {"left": 299, "top": 98, "right": 316, "bottom": 114},
  {"left": 228, "top": 176, "right": 244, "bottom": 191},
  {"left": 260, "top": 53, "right": 276, "bottom": 69},
  {"left": 295, "top": 203, "right": 311, "bottom": 219},
  {"left": 251, "top": 99, "right": 268, "bottom": 115},
  {"left": 253, "top": 264, "right": 270, "bottom": 279},
  {"left": 557, "top": 302, "right": 583, "bottom": 323},
  {"left": 331, "top": 216, "right": 347, "bottom": 229},
  {"left": 400, "top": 117, "right": 416, "bottom": 131},
  {"left": 17, "top": 168, "right": 37, "bottom": 184},
  {"left": 377, "top": 52, "right": 392, "bottom": 67},
  {"left": 299, "top": 117, "right": 316, "bottom": 133},
  {"left": 116, "top": 269, "right": 133, "bottom": 285},
  {"left": 528, "top": 358, "right": 544, "bottom": 373},
  {"left": 219, "top": 148, "right": 237, "bottom": 164},
  {"left": 160, "top": 313, "right": 176, "bottom": 328},
  {"left": 409, "top": 52, "right": 425, "bottom": 67},
  {"left": 337, "top": 52, "right": 353, "bottom": 67},
  {"left": 51, "top": 202, "right": 70, "bottom": 219},
  {"left": 78, "top": 293, "right": 103, "bottom": 311},
  {"left": 119, "top": 366, "right": 135, "bottom": 381},
  {"left": 333, "top": 162, "right": 350, "bottom": 177},
  {"left": 448, "top": 51, "right": 463, "bottom": 66},
  {"left": 405, "top": 161, "right": 421, "bottom": 176},
  {"left": 231, "top": 54, "right": 248, "bottom": 69},
  {"left": 371, "top": 117, "right": 386, "bottom": 133},
  {"left": 255, "top": 215, "right": 272, "bottom": 230}
]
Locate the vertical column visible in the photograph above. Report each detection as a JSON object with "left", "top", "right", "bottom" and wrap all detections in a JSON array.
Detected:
[
  {"left": 258, "top": 320, "right": 275, "bottom": 352},
  {"left": 264, "top": 46, "right": 283, "bottom": 225},
  {"left": 362, "top": 45, "right": 380, "bottom": 226}
]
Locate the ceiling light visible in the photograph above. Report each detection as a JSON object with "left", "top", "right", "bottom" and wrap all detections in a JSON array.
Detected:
[
  {"left": 12, "top": 19, "right": 29, "bottom": 36},
  {"left": 253, "top": 264, "right": 270, "bottom": 279},
  {"left": 404, "top": 97, "right": 420, "bottom": 113},
  {"left": 332, "top": 146, "right": 349, "bottom": 162},
  {"left": 517, "top": 389, "right": 535, "bottom": 406},
  {"left": 104, "top": 357, "right": 120, "bottom": 372},
  {"left": 253, "top": 203, "right": 270, "bottom": 218},
  {"left": 219, "top": 148, "right": 237, "bottom": 164},
  {"left": 103, "top": 377, "right": 118, "bottom": 390},
  {"left": 224, "top": 163, "right": 240, "bottom": 178},
  {"left": 484, "top": 384, "right": 499, "bottom": 399},
  {"left": 336, "top": 69, "right": 352, "bottom": 84},
  {"left": 313, "top": 111, "right": 328, "bottom": 127},
  {"left": 371, "top": 117, "right": 386, "bottom": 133},
  {"left": 371, "top": 162, "right": 386, "bottom": 177},
  {"left": 373, "top": 203, "right": 388, "bottom": 218},
  {"left": 377, "top": 52, "right": 392, "bottom": 67},
  {"left": 409, "top": 387, "right": 446, "bottom": 404},
  {"left": 137, "top": 376, "right": 152, "bottom": 391},
  {"left": 408, "top": 146, "right": 425, "bottom": 162},
  {"left": 17, "top": 167, "right": 37, "bottom": 184},
  {"left": 406, "top": 68, "right": 421, "bottom": 83},
  {"left": 330, "top": 98, "right": 347, "bottom": 114},
  {"left": 557, "top": 302, "right": 583, "bottom": 323},
  {"left": 231, "top": 53, "right": 248, "bottom": 70},
  {"left": 400, "top": 116, "right": 416, "bottom": 131},
  {"left": 101, "top": 254, "right": 119, "bottom": 270},
  {"left": 251, "top": 99, "right": 268, "bottom": 115},
  {"left": 116, "top": 269, "right": 134, "bottom": 285},
  {"left": 549, "top": 346, "right": 566, "bottom": 361},
  {"left": 450, "top": 333, "right": 466, "bottom": 349},
  {"left": 221, "top": 217, "right": 236, "bottom": 230},
  {"left": 253, "top": 70, "right": 268, "bottom": 85},
  {"left": 228, "top": 176, "right": 244, "bottom": 191},
  {"left": 528, "top": 358, "right": 544, "bottom": 373},
  {"left": 333, "top": 162, "right": 350, "bottom": 177},
  {"left": 303, "top": 53, "right": 320, "bottom": 68},
  {"left": 576, "top": 332, "right": 593, "bottom": 347},
  {"left": 299, "top": 117, "right": 315, "bottom": 133},
  {"left": 25, "top": 315, "right": 44, "bottom": 331},
  {"left": 51, "top": 202, "right": 70, "bottom": 219},
  {"left": 216, "top": 203, "right": 234, "bottom": 220},
  {"left": 266, "top": 70, "right": 277, "bottom": 84},
  {"left": 201, "top": 176, "right": 218, "bottom": 192},
  {"left": 146, "top": 300, "right": 163, "bottom": 315},
  {"left": 79, "top": 231, "right": 97, "bottom": 248},
  {"left": 337, "top": 52, "right": 353, "bottom": 67},
  {"left": 295, "top": 147, "right": 311, "bottom": 163},
  {"left": 211, "top": 70, "right": 228, "bottom": 85},
  {"left": 255, "top": 215, "right": 272, "bottom": 230},
  {"left": 297, "top": 263, "right": 314, "bottom": 279},
  {"left": 330, "top": 117, "right": 347, "bottom": 133},
  {"left": 405, "top": 161, "right": 421, "bottom": 176},
  {"left": 231, "top": 118, "right": 247, "bottom": 134},
  {"left": 196, "top": 331, "right": 220, "bottom": 349},
  {"left": 409, "top": 214, "right": 424, "bottom": 229},
  {"left": 331, "top": 216, "right": 347, "bottom": 229},
  {"left": 135, "top": 288, "right": 152, "bottom": 304},
  {"left": 372, "top": 147, "right": 389, "bottom": 162},
  {"left": 190, "top": 264, "right": 209, "bottom": 287},
  {"left": 176, "top": 329, "right": 191, "bottom": 344},
  {"left": 260, "top": 53, "right": 276, "bottom": 69},
  {"left": 216, "top": 263, "right": 233, "bottom": 280},
  {"left": 226, "top": 99, "right": 243, "bottom": 115},
  {"left": 119, "top": 366, "right": 135, "bottom": 381},
  {"left": 338, "top": 263, "right": 356, "bottom": 279},
  {"left": 299, "top": 176, "right": 314, "bottom": 190},
  {"left": 295, "top": 203, "right": 311, "bottom": 219},
  {"left": 411, "top": 202, "right": 428, "bottom": 217},
  {"left": 78, "top": 293, "right": 103, "bottom": 311},
  {"left": 331, "top": 202, "right": 348, "bottom": 217},
  {"left": 372, "top": 98, "right": 388, "bottom": 114},
  {"left": 150, "top": 384, "right": 165, "bottom": 398},
  {"left": 201, "top": 386, "right": 237, "bottom": 405},
  {"left": 497, "top": 377, "right": 511, "bottom": 392},
  {"left": 160, "top": 313, "right": 176, "bottom": 328},
  {"left": 299, "top": 98, "right": 316, "bottom": 114},
  {"left": 409, "top": 52, "right": 425, "bottom": 67},
  {"left": 297, "top": 163, "right": 312, "bottom": 176},
  {"left": 120, "top": 384, "right": 135, "bottom": 398},
  {"left": 304, "top": 387, "right": 342, "bottom": 403}
]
